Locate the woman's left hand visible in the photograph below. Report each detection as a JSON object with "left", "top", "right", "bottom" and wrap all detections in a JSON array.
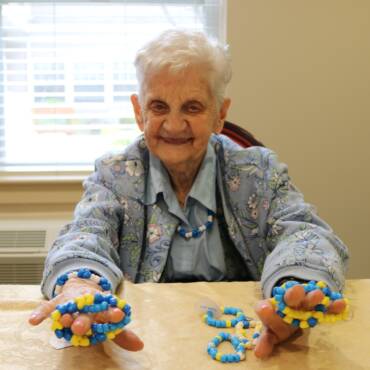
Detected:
[{"left": 253, "top": 284, "right": 346, "bottom": 358}]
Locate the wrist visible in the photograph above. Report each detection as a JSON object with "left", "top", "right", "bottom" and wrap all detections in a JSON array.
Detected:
[{"left": 53, "top": 268, "right": 112, "bottom": 297}]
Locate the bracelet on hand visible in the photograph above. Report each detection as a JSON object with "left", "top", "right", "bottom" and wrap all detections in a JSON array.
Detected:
[
  {"left": 53, "top": 268, "right": 112, "bottom": 297},
  {"left": 270, "top": 280, "right": 349, "bottom": 328},
  {"left": 51, "top": 292, "right": 131, "bottom": 346}
]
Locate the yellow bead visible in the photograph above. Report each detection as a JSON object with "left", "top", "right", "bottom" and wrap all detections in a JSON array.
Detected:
[
  {"left": 84, "top": 294, "right": 94, "bottom": 305},
  {"left": 282, "top": 306, "right": 291, "bottom": 315},
  {"left": 225, "top": 320, "right": 232, "bottom": 327},
  {"left": 283, "top": 316, "right": 293, "bottom": 324},
  {"left": 86, "top": 329, "right": 92, "bottom": 336},
  {"left": 114, "top": 328, "right": 124, "bottom": 335},
  {"left": 321, "top": 296, "right": 330, "bottom": 307},
  {"left": 71, "top": 335, "right": 80, "bottom": 347},
  {"left": 80, "top": 337, "right": 90, "bottom": 347},
  {"left": 76, "top": 297, "right": 85, "bottom": 310},
  {"left": 312, "top": 311, "right": 324, "bottom": 320},
  {"left": 51, "top": 310, "right": 61, "bottom": 320},
  {"left": 107, "top": 332, "right": 116, "bottom": 340},
  {"left": 117, "top": 299, "right": 126, "bottom": 309},
  {"left": 316, "top": 281, "right": 326, "bottom": 289},
  {"left": 216, "top": 335, "right": 222, "bottom": 341},
  {"left": 270, "top": 298, "right": 277, "bottom": 307},
  {"left": 215, "top": 353, "right": 222, "bottom": 361},
  {"left": 300, "top": 321, "right": 309, "bottom": 329},
  {"left": 51, "top": 321, "right": 63, "bottom": 331}
]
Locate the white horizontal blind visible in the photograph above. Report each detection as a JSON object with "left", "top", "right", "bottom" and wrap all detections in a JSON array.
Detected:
[{"left": 0, "top": 0, "right": 224, "bottom": 168}]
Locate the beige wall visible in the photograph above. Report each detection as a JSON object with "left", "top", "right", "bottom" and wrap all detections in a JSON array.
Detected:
[{"left": 227, "top": 0, "right": 370, "bottom": 278}]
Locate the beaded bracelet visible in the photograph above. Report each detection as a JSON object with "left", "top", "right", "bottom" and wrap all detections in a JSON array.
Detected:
[
  {"left": 202, "top": 306, "right": 252, "bottom": 328},
  {"left": 270, "top": 280, "right": 349, "bottom": 329},
  {"left": 204, "top": 306, "right": 262, "bottom": 363},
  {"left": 53, "top": 268, "right": 112, "bottom": 297},
  {"left": 51, "top": 292, "right": 131, "bottom": 347}
]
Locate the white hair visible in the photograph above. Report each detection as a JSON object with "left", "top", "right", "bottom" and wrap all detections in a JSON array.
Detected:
[{"left": 134, "top": 29, "right": 232, "bottom": 106}]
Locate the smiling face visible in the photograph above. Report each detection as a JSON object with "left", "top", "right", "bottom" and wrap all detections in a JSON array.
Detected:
[{"left": 131, "top": 67, "right": 230, "bottom": 173}]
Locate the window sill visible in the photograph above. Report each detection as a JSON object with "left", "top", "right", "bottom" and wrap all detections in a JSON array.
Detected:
[{"left": 0, "top": 166, "right": 93, "bottom": 185}]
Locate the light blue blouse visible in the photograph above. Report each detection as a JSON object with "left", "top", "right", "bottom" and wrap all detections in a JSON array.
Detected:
[{"left": 145, "top": 143, "right": 228, "bottom": 281}]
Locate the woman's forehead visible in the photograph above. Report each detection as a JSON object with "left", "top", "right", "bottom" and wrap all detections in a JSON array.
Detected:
[{"left": 143, "top": 68, "right": 213, "bottom": 101}]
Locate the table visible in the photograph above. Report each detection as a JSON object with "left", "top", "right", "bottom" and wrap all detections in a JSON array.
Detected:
[{"left": 0, "top": 280, "right": 369, "bottom": 370}]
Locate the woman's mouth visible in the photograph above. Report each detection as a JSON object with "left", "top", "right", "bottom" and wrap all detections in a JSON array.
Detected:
[{"left": 161, "top": 137, "right": 192, "bottom": 145}]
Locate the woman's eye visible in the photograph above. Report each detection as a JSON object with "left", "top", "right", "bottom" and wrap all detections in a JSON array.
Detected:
[
  {"left": 186, "top": 103, "right": 203, "bottom": 113},
  {"left": 150, "top": 101, "right": 168, "bottom": 114}
]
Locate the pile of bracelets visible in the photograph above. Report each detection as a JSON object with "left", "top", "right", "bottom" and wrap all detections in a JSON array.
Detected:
[
  {"left": 203, "top": 280, "right": 349, "bottom": 363},
  {"left": 50, "top": 268, "right": 132, "bottom": 347},
  {"left": 203, "top": 306, "right": 262, "bottom": 363},
  {"left": 270, "top": 280, "right": 349, "bottom": 329}
]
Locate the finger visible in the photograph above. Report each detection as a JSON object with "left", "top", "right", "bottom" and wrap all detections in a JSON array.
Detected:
[
  {"left": 254, "top": 300, "right": 295, "bottom": 341},
  {"left": 60, "top": 314, "right": 74, "bottom": 328},
  {"left": 254, "top": 328, "right": 277, "bottom": 359},
  {"left": 95, "top": 308, "right": 125, "bottom": 324},
  {"left": 28, "top": 293, "right": 65, "bottom": 326},
  {"left": 71, "top": 314, "right": 92, "bottom": 336},
  {"left": 113, "top": 330, "right": 144, "bottom": 351},
  {"left": 284, "top": 285, "right": 305, "bottom": 308},
  {"left": 328, "top": 299, "right": 346, "bottom": 314},
  {"left": 301, "top": 289, "right": 325, "bottom": 310}
]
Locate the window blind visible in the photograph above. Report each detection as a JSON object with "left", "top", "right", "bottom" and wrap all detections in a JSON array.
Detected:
[{"left": 0, "top": 0, "right": 224, "bottom": 169}]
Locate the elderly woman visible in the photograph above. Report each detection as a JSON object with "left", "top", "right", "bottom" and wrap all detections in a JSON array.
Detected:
[{"left": 29, "top": 30, "right": 348, "bottom": 358}]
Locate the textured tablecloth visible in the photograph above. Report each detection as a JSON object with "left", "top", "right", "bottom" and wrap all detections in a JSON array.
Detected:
[{"left": 0, "top": 280, "right": 369, "bottom": 370}]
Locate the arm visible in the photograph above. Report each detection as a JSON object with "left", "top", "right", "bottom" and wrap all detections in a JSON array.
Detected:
[
  {"left": 41, "top": 156, "right": 125, "bottom": 299},
  {"left": 260, "top": 153, "right": 349, "bottom": 298}
]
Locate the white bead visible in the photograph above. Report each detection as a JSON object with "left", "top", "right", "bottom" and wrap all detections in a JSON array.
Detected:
[
  {"left": 185, "top": 232, "right": 192, "bottom": 238},
  {"left": 199, "top": 225, "right": 206, "bottom": 231},
  {"left": 90, "top": 274, "right": 100, "bottom": 283},
  {"left": 237, "top": 352, "right": 245, "bottom": 360}
]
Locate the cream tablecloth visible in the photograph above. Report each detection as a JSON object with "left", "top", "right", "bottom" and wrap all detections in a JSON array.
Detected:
[{"left": 0, "top": 280, "right": 369, "bottom": 370}]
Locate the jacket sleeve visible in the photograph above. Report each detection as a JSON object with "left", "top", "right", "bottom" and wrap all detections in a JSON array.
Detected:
[
  {"left": 41, "top": 157, "right": 124, "bottom": 299},
  {"left": 260, "top": 153, "right": 349, "bottom": 298}
]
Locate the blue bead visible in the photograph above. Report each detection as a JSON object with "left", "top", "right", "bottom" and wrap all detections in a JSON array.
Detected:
[
  {"left": 103, "top": 323, "right": 109, "bottom": 333},
  {"left": 315, "top": 304, "right": 327, "bottom": 312},
  {"left": 285, "top": 281, "right": 298, "bottom": 289},
  {"left": 291, "top": 319, "right": 300, "bottom": 327},
  {"left": 96, "top": 333, "right": 106, "bottom": 342},
  {"left": 274, "top": 294, "right": 284, "bottom": 302},
  {"left": 96, "top": 324, "right": 104, "bottom": 334},
  {"left": 278, "top": 302, "right": 286, "bottom": 311},
  {"left": 331, "top": 292, "right": 342, "bottom": 300},
  {"left": 55, "top": 329, "right": 63, "bottom": 338},
  {"left": 192, "top": 229, "right": 201, "bottom": 238},
  {"left": 206, "top": 221, "right": 213, "bottom": 229},
  {"left": 178, "top": 228, "right": 186, "bottom": 237},
  {"left": 101, "top": 301, "right": 108, "bottom": 311},
  {"left": 90, "top": 336, "right": 98, "bottom": 345},
  {"left": 94, "top": 293, "right": 104, "bottom": 303},
  {"left": 276, "top": 310, "right": 285, "bottom": 318},
  {"left": 253, "top": 332, "right": 260, "bottom": 339},
  {"left": 307, "top": 317, "right": 318, "bottom": 327}
]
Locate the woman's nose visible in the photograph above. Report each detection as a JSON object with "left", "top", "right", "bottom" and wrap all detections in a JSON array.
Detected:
[{"left": 162, "top": 112, "right": 188, "bottom": 133}]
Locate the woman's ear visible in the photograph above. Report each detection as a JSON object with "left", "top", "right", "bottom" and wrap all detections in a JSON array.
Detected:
[
  {"left": 130, "top": 94, "right": 144, "bottom": 131},
  {"left": 214, "top": 98, "right": 231, "bottom": 134}
]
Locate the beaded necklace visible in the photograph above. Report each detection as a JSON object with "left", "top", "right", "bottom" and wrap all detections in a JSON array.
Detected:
[{"left": 177, "top": 209, "right": 215, "bottom": 239}]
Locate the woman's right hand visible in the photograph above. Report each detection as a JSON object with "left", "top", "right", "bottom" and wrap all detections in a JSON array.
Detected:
[{"left": 28, "top": 277, "right": 144, "bottom": 351}]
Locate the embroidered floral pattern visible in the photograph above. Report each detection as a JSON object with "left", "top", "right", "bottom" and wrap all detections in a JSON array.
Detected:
[{"left": 125, "top": 160, "right": 144, "bottom": 177}]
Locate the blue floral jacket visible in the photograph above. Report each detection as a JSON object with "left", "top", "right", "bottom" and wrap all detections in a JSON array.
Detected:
[{"left": 42, "top": 134, "right": 349, "bottom": 298}]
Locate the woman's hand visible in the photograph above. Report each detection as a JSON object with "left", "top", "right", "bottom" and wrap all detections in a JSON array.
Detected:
[
  {"left": 28, "top": 278, "right": 144, "bottom": 351},
  {"left": 253, "top": 284, "right": 346, "bottom": 358}
]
